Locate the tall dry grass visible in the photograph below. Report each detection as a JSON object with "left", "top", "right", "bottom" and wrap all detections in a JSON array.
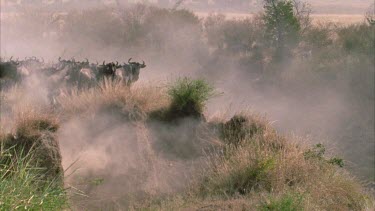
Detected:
[
  {"left": 142, "top": 112, "right": 374, "bottom": 210},
  {"left": 0, "top": 85, "right": 55, "bottom": 134},
  {"left": 56, "top": 78, "right": 170, "bottom": 119},
  {"left": 1, "top": 77, "right": 373, "bottom": 210}
]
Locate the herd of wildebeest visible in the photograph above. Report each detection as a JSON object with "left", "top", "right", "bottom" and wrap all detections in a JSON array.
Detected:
[{"left": 0, "top": 56, "right": 147, "bottom": 104}]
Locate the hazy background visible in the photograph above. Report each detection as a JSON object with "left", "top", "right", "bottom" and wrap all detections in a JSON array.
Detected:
[
  {"left": 0, "top": 0, "right": 372, "bottom": 14},
  {"left": 1, "top": 0, "right": 374, "bottom": 183}
]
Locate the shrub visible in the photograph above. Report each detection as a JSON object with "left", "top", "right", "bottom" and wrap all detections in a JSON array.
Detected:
[
  {"left": 337, "top": 23, "right": 375, "bottom": 56},
  {"left": 198, "top": 154, "right": 276, "bottom": 197},
  {"left": 204, "top": 14, "right": 254, "bottom": 55},
  {"left": 302, "top": 24, "right": 334, "bottom": 49},
  {"left": 167, "top": 77, "right": 215, "bottom": 118},
  {"left": 303, "top": 143, "right": 326, "bottom": 160},
  {"left": 328, "top": 157, "right": 345, "bottom": 168},
  {"left": 304, "top": 143, "right": 345, "bottom": 167},
  {"left": 220, "top": 114, "right": 266, "bottom": 147},
  {"left": 223, "top": 158, "right": 276, "bottom": 195},
  {"left": 261, "top": 193, "right": 304, "bottom": 211}
]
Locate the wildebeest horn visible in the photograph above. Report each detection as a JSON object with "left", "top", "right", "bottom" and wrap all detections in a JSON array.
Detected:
[
  {"left": 58, "top": 57, "right": 61, "bottom": 62},
  {"left": 85, "top": 58, "right": 89, "bottom": 63},
  {"left": 103, "top": 61, "right": 105, "bottom": 65},
  {"left": 128, "top": 58, "right": 132, "bottom": 63},
  {"left": 116, "top": 61, "right": 119, "bottom": 66},
  {"left": 142, "top": 61, "right": 145, "bottom": 65},
  {"left": 10, "top": 56, "right": 13, "bottom": 61}
]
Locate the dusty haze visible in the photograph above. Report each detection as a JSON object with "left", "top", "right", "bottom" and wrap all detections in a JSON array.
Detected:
[{"left": 1, "top": 1, "right": 374, "bottom": 208}]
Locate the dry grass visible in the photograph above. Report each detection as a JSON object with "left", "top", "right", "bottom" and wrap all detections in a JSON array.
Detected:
[
  {"left": 1, "top": 80, "right": 373, "bottom": 210},
  {"left": 56, "top": 78, "right": 170, "bottom": 119},
  {"left": 143, "top": 112, "right": 374, "bottom": 210},
  {"left": 0, "top": 86, "right": 55, "bottom": 134}
]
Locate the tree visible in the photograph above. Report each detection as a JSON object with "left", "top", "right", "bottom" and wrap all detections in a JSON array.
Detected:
[
  {"left": 263, "top": 0, "right": 301, "bottom": 60},
  {"left": 365, "top": 3, "right": 375, "bottom": 26},
  {"left": 291, "top": 0, "right": 311, "bottom": 34}
]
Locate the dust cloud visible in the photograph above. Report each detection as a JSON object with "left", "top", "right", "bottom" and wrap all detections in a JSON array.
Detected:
[{"left": 0, "top": 0, "right": 374, "bottom": 208}]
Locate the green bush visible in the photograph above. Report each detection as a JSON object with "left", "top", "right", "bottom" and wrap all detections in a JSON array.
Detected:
[
  {"left": 198, "top": 153, "right": 276, "bottom": 197},
  {"left": 263, "top": 0, "right": 301, "bottom": 57},
  {"left": 167, "top": 77, "right": 215, "bottom": 118},
  {"left": 260, "top": 193, "right": 304, "bottom": 211},
  {"left": 303, "top": 143, "right": 326, "bottom": 160},
  {"left": 0, "top": 147, "right": 68, "bottom": 210},
  {"left": 304, "top": 143, "right": 345, "bottom": 167},
  {"left": 223, "top": 158, "right": 276, "bottom": 195}
]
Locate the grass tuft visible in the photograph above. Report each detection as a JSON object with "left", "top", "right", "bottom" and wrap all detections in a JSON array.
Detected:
[
  {"left": 0, "top": 144, "right": 68, "bottom": 210},
  {"left": 167, "top": 77, "right": 215, "bottom": 119},
  {"left": 260, "top": 193, "right": 304, "bottom": 211}
]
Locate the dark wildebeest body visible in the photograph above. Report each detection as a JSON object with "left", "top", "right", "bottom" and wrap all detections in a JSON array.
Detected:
[
  {"left": 96, "top": 62, "right": 117, "bottom": 81},
  {"left": 115, "top": 58, "right": 146, "bottom": 86},
  {"left": 0, "top": 61, "right": 19, "bottom": 80},
  {"left": 62, "top": 59, "right": 98, "bottom": 89},
  {"left": 0, "top": 58, "right": 22, "bottom": 89}
]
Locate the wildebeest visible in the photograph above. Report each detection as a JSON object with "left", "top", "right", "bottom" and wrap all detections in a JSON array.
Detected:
[
  {"left": 0, "top": 57, "right": 20, "bottom": 81},
  {"left": 78, "top": 62, "right": 97, "bottom": 89},
  {"left": 61, "top": 58, "right": 93, "bottom": 87},
  {"left": 1, "top": 56, "right": 147, "bottom": 93},
  {"left": 69, "top": 59, "right": 117, "bottom": 89},
  {"left": 115, "top": 58, "right": 146, "bottom": 86},
  {"left": 0, "top": 56, "right": 47, "bottom": 89},
  {"left": 96, "top": 61, "right": 117, "bottom": 80},
  {"left": 49, "top": 58, "right": 111, "bottom": 89}
]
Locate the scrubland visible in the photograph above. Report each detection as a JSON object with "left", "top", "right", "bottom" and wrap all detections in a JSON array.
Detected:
[
  {"left": 0, "top": 1, "right": 374, "bottom": 210},
  {"left": 1, "top": 78, "right": 373, "bottom": 210}
]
